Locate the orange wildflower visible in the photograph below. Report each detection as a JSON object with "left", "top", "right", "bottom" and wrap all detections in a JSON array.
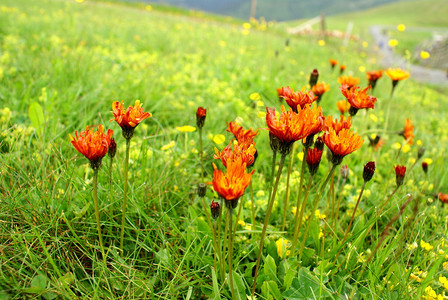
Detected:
[
  {"left": 339, "top": 64, "right": 346, "bottom": 74},
  {"left": 227, "top": 121, "right": 258, "bottom": 144},
  {"left": 439, "top": 193, "right": 448, "bottom": 204},
  {"left": 329, "top": 59, "right": 338, "bottom": 69},
  {"left": 279, "top": 86, "right": 317, "bottom": 112},
  {"left": 366, "top": 70, "right": 383, "bottom": 90},
  {"left": 336, "top": 100, "right": 351, "bottom": 115},
  {"left": 324, "top": 115, "right": 352, "bottom": 133},
  {"left": 266, "top": 105, "right": 324, "bottom": 154},
  {"left": 211, "top": 157, "right": 254, "bottom": 208},
  {"left": 70, "top": 125, "right": 114, "bottom": 170},
  {"left": 214, "top": 139, "right": 257, "bottom": 168},
  {"left": 312, "top": 82, "right": 330, "bottom": 102},
  {"left": 385, "top": 67, "right": 410, "bottom": 82},
  {"left": 323, "top": 128, "right": 364, "bottom": 165},
  {"left": 337, "top": 75, "right": 360, "bottom": 89},
  {"left": 400, "top": 118, "right": 414, "bottom": 145},
  {"left": 368, "top": 135, "right": 385, "bottom": 150},
  {"left": 111, "top": 100, "right": 152, "bottom": 139},
  {"left": 340, "top": 85, "right": 377, "bottom": 115}
]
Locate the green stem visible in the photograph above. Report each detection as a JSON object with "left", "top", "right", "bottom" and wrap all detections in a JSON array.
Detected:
[
  {"left": 291, "top": 147, "right": 309, "bottom": 246},
  {"left": 383, "top": 93, "right": 394, "bottom": 135},
  {"left": 250, "top": 181, "right": 256, "bottom": 237},
  {"left": 199, "top": 127, "right": 204, "bottom": 179},
  {"left": 120, "top": 138, "right": 131, "bottom": 257},
  {"left": 298, "top": 164, "right": 338, "bottom": 260},
  {"left": 108, "top": 156, "right": 114, "bottom": 194},
  {"left": 251, "top": 154, "right": 286, "bottom": 296},
  {"left": 233, "top": 196, "right": 243, "bottom": 239},
  {"left": 335, "top": 181, "right": 366, "bottom": 259},
  {"left": 333, "top": 177, "right": 346, "bottom": 230},
  {"left": 93, "top": 169, "right": 106, "bottom": 261},
  {"left": 217, "top": 198, "right": 224, "bottom": 282},
  {"left": 291, "top": 174, "right": 313, "bottom": 255},
  {"left": 281, "top": 146, "right": 295, "bottom": 231},
  {"left": 228, "top": 207, "right": 235, "bottom": 300},
  {"left": 267, "top": 151, "right": 277, "bottom": 200}
]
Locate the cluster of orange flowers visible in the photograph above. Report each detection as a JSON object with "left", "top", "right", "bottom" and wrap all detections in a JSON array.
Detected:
[
  {"left": 70, "top": 100, "right": 151, "bottom": 169},
  {"left": 211, "top": 121, "right": 258, "bottom": 208}
]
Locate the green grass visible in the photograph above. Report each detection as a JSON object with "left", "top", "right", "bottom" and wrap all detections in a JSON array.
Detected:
[{"left": 1, "top": 0, "right": 448, "bottom": 299}]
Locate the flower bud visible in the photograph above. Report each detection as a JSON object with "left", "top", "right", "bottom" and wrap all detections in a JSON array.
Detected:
[
  {"left": 363, "top": 161, "right": 375, "bottom": 182},
  {"left": 309, "top": 69, "right": 319, "bottom": 87},
  {"left": 341, "top": 165, "right": 349, "bottom": 179},
  {"left": 418, "top": 147, "right": 425, "bottom": 160},
  {"left": 108, "top": 138, "right": 117, "bottom": 159},
  {"left": 394, "top": 165, "right": 406, "bottom": 187},
  {"left": 314, "top": 136, "right": 324, "bottom": 151},
  {"left": 422, "top": 162, "right": 428, "bottom": 174},
  {"left": 210, "top": 200, "right": 221, "bottom": 219},
  {"left": 306, "top": 148, "right": 323, "bottom": 176},
  {"left": 197, "top": 183, "right": 207, "bottom": 198},
  {"left": 196, "top": 107, "right": 207, "bottom": 129},
  {"left": 439, "top": 193, "right": 448, "bottom": 204},
  {"left": 269, "top": 132, "right": 280, "bottom": 153}
]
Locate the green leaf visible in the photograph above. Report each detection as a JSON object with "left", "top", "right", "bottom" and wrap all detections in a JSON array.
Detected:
[
  {"left": 42, "top": 292, "right": 58, "bottom": 300},
  {"left": 59, "top": 272, "right": 74, "bottom": 286},
  {"left": 282, "top": 268, "right": 333, "bottom": 299},
  {"left": 264, "top": 255, "right": 277, "bottom": 281},
  {"left": 232, "top": 271, "right": 246, "bottom": 300},
  {"left": 24, "top": 274, "right": 47, "bottom": 294},
  {"left": 28, "top": 102, "right": 45, "bottom": 137},
  {"left": 210, "top": 267, "right": 222, "bottom": 300},
  {"left": 262, "top": 280, "right": 283, "bottom": 300}
]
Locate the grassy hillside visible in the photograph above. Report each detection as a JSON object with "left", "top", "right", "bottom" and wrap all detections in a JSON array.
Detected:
[{"left": 1, "top": 0, "right": 448, "bottom": 299}]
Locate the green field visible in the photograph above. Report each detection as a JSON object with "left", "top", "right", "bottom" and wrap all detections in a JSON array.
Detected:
[{"left": 1, "top": 0, "right": 448, "bottom": 299}]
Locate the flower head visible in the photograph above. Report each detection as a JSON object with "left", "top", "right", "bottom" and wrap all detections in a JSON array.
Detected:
[
  {"left": 439, "top": 193, "right": 448, "bottom": 204},
  {"left": 279, "top": 87, "right": 317, "bottom": 112},
  {"left": 227, "top": 121, "right": 258, "bottom": 144},
  {"left": 385, "top": 68, "right": 410, "bottom": 82},
  {"left": 324, "top": 115, "right": 352, "bottom": 134},
  {"left": 366, "top": 70, "right": 383, "bottom": 90},
  {"left": 111, "top": 100, "right": 151, "bottom": 139},
  {"left": 337, "top": 75, "right": 360, "bottom": 89},
  {"left": 340, "top": 85, "right": 377, "bottom": 113},
  {"left": 196, "top": 107, "right": 206, "bottom": 129},
  {"left": 266, "top": 105, "right": 324, "bottom": 155},
  {"left": 329, "top": 59, "right": 338, "bottom": 69},
  {"left": 312, "top": 82, "right": 330, "bottom": 101},
  {"left": 323, "top": 128, "right": 363, "bottom": 165},
  {"left": 339, "top": 64, "right": 346, "bottom": 74},
  {"left": 394, "top": 165, "right": 406, "bottom": 187},
  {"left": 70, "top": 125, "right": 114, "bottom": 170},
  {"left": 400, "top": 118, "right": 414, "bottom": 145},
  {"left": 210, "top": 200, "right": 221, "bottom": 219},
  {"left": 214, "top": 139, "right": 257, "bottom": 168},
  {"left": 336, "top": 100, "right": 351, "bottom": 115},
  {"left": 211, "top": 158, "right": 254, "bottom": 208}
]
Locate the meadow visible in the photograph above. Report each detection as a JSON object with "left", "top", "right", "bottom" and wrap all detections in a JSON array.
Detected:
[{"left": 1, "top": 0, "right": 448, "bottom": 299}]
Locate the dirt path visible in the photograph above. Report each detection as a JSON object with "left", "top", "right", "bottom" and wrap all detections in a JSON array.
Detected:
[{"left": 370, "top": 25, "right": 448, "bottom": 86}]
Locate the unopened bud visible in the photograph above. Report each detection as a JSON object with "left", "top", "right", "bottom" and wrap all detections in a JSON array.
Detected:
[
  {"left": 394, "top": 165, "right": 406, "bottom": 187},
  {"left": 108, "top": 138, "right": 117, "bottom": 159},
  {"left": 210, "top": 200, "right": 221, "bottom": 219},
  {"left": 196, "top": 107, "right": 207, "bottom": 129},
  {"left": 198, "top": 183, "right": 207, "bottom": 198},
  {"left": 417, "top": 147, "right": 425, "bottom": 160},
  {"left": 309, "top": 69, "right": 319, "bottom": 87},
  {"left": 363, "top": 161, "right": 375, "bottom": 182}
]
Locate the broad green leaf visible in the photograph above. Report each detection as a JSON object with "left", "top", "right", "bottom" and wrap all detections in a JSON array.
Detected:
[
  {"left": 232, "top": 271, "right": 246, "bottom": 300},
  {"left": 28, "top": 102, "right": 45, "bottom": 137},
  {"left": 264, "top": 255, "right": 277, "bottom": 281},
  {"left": 24, "top": 274, "right": 47, "bottom": 294},
  {"left": 262, "top": 280, "right": 282, "bottom": 300},
  {"left": 59, "top": 272, "right": 74, "bottom": 286}
]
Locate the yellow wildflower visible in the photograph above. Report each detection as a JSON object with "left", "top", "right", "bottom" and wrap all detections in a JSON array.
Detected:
[
  {"left": 176, "top": 125, "right": 196, "bottom": 133},
  {"left": 421, "top": 240, "right": 434, "bottom": 251},
  {"left": 276, "top": 238, "right": 290, "bottom": 258}
]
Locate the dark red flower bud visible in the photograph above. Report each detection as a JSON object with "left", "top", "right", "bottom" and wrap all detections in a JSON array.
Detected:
[
  {"left": 422, "top": 162, "right": 428, "bottom": 174},
  {"left": 341, "top": 165, "right": 349, "bottom": 179},
  {"left": 306, "top": 148, "right": 323, "bottom": 176},
  {"left": 315, "top": 136, "right": 324, "bottom": 151},
  {"left": 363, "top": 161, "right": 375, "bottom": 182},
  {"left": 418, "top": 147, "right": 425, "bottom": 160},
  {"left": 394, "top": 165, "right": 406, "bottom": 187},
  {"left": 196, "top": 107, "right": 207, "bottom": 129},
  {"left": 210, "top": 200, "right": 221, "bottom": 219},
  {"left": 108, "top": 138, "right": 117, "bottom": 159},
  {"left": 309, "top": 69, "right": 319, "bottom": 87}
]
